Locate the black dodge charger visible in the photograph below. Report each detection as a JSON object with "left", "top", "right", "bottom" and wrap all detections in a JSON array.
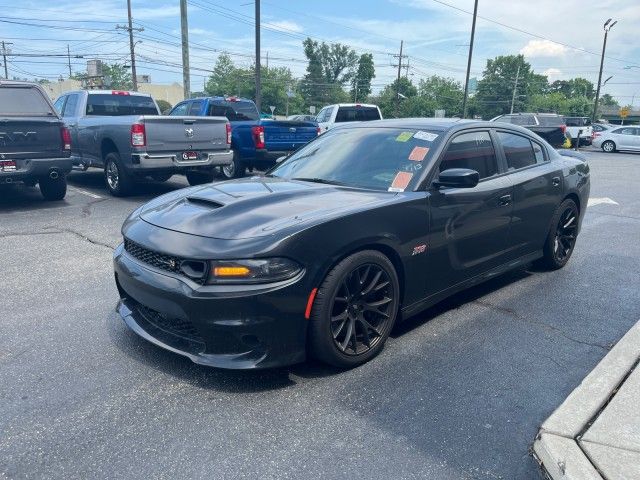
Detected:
[{"left": 114, "top": 119, "right": 590, "bottom": 369}]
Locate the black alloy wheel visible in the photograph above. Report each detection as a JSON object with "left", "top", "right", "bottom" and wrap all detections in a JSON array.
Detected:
[
  {"left": 538, "top": 199, "right": 579, "bottom": 270},
  {"left": 309, "top": 250, "right": 400, "bottom": 368},
  {"left": 553, "top": 204, "right": 578, "bottom": 264}
]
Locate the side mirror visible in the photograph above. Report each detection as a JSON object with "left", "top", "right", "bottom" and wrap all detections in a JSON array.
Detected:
[
  {"left": 433, "top": 168, "right": 479, "bottom": 189},
  {"left": 275, "top": 155, "right": 288, "bottom": 163}
]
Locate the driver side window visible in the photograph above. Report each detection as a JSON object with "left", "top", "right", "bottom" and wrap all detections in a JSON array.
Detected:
[{"left": 438, "top": 131, "right": 498, "bottom": 180}]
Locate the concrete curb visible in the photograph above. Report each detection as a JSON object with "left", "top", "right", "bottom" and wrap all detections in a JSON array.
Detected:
[{"left": 533, "top": 320, "right": 640, "bottom": 479}]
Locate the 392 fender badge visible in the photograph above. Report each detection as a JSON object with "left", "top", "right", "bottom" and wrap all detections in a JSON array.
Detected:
[{"left": 412, "top": 244, "right": 427, "bottom": 256}]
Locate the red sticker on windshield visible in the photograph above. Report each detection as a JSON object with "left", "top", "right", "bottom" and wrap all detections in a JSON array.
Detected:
[
  {"left": 408, "top": 146, "right": 429, "bottom": 161},
  {"left": 389, "top": 171, "right": 413, "bottom": 192}
]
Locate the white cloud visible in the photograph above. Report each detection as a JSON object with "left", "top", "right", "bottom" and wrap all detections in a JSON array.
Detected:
[
  {"left": 520, "top": 40, "right": 568, "bottom": 58},
  {"left": 266, "top": 20, "right": 304, "bottom": 34},
  {"left": 543, "top": 68, "right": 562, "bottom": 79}
]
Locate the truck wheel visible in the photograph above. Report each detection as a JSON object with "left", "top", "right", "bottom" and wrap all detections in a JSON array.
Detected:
[
  {"left": 39, "top": 174, "right": 67, "bottom": 201},
  {"left": 186, "top": 170, "right": 214, "bottom": 186},
  {"left": 222, "top": 152, "right": 245, "bottom": 179},
  {"left": 104, "top": 152, "right": 134, "bottom": 196}
]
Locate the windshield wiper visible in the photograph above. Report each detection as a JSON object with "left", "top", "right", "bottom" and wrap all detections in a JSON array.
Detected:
[{"left": 291, "top": 177, "right": 347, "bottom": 186}]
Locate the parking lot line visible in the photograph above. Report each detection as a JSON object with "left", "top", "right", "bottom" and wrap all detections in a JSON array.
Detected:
[
  {"left": 588, "top": 197, "right": 619, "bottom": 207},
  {"left": 68, "top": 186, "right": 103, "bottom": 200}
]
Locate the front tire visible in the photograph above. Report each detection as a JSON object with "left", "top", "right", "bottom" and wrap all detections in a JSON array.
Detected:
[
  {"left": 222, "top": 151, "right": 245, "bottom": 179},
  {"left": 104, "top": 152, "right": 134, "bottom": 197},
  {"left": 538, "top": 199, "right": 579, "bottom": 270},
  {"left": 308, "top": 250, "right": 400, "bottom": 368},
  {"left": 602, "top": 140, "right": 616, "bottom": 153},
  {"left": 39, "top": 175, "right": 67, "bottom": 201}
]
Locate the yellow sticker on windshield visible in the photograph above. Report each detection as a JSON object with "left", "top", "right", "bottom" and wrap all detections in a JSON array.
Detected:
[{"left": 395, "top": 132, "right": 414, "bottom": 142}]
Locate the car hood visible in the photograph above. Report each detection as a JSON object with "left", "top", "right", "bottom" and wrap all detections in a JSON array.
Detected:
[{"left": 139, "top": 176, "right": 394, "bottom": 239}]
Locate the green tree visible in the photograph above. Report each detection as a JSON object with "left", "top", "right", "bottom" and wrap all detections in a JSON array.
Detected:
[
  {"left": 474, "top": 55, "right": 546, "bottom": 119},
  {"left": 418, "top": 75, "right": 464, "bottom": 116},
  {"left": 599, "top": 93, "right": 619, "bottom": 108},
  {"left": 374, "top": 77, "right": 418, "bottom": 118},
  {"left": 205, "top": 53, "right": 251, "bottom": 96},
  {"left": 351, "top": 53, "right": 375, "bottom": 102},
  {"left": 156, "top": 99, "right": 172, "bottom": 114},
  {"left": 300, "top": 38, "right": 358, "bottom": 106}
]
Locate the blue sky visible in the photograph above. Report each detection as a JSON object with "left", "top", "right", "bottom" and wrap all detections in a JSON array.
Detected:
[{"left": 1, "top": 0, "right": 639, "bottom": 105}]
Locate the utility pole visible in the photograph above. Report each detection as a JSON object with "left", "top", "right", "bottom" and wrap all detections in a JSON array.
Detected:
[
  {"left": 593, "top": 18, "right": 617, "bottom": 122},
  {"left": 393, "top": 40, "right": 405, "bottom": 117},
  {"left": 180, "top": 0, "right": 190, "bottom": 99},
  {"left": 462, "top": 0, "right": 478, "bottom": 118},
  {"left": 510, "top": 64, "right": 521, "bottom": 114},
  {"left": 255, "top": 0, "right": 261, "bottom": 113},
  {"left": 116, "top": 0, "right": 144, "bottom": 91},
  {"left": 67, "top": 44, "right": 72, "bottom": 78},
  {"left": 1, "top": 41, "right": 13, "bottom": 79}
]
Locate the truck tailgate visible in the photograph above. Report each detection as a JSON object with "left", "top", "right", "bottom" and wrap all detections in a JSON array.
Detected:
[
  {"left": 0, "top": 118, "right": 63, "bottom": 159},
  {"left": 142, "top": 116, "right": 228, "bottom": 153},
  {"left": 263, "top": 120, "right": 318, "bottom": 151}
]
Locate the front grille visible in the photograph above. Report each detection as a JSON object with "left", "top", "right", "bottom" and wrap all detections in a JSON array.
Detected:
[
  {"left": 136, "top": 303, "right": 203, "bottom": 342},
  {"left": 124, "top": 238, "right": 181, "bottom": 274}
]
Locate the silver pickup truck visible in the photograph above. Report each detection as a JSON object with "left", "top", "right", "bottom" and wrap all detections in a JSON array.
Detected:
[{"left": 53, "top": 90, "right": 233, "bottom": 196}]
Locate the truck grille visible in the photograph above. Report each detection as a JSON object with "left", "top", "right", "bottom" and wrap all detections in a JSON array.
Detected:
[{"left": 124, "top": 238, "right": 181, "bottom": 274}]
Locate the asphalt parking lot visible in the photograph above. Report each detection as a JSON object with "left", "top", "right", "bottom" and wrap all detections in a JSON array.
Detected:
[{"left": 1, "top": 149, "right": 639, "bottom": 479}]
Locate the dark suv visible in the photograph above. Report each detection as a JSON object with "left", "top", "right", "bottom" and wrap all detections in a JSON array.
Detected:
[
  {"left": 491, "top": 113, "right": 567, "bottom": 148},
  {"left": 0, "top": 81, "right": 72, "bottom": 200}
]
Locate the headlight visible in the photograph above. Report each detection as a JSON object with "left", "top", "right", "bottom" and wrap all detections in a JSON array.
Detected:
[{"left": 206, "top": 258, "right": 302, "bottom": 284}]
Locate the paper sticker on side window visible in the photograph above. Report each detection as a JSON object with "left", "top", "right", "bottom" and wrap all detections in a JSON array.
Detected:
[
  {"left": 388, "top": 171, "right": 413, "bottom": 192},
  {"left": 414, "top": 131, "right": 438, "bottom": 142}
]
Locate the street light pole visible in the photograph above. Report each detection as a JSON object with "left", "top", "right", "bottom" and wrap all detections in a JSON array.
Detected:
[
  {"left": 592, "top": 18, "right": 617, "bottom": 122},
  {"left": 461, "top": 0, "right": 478, "bottom": 118}
]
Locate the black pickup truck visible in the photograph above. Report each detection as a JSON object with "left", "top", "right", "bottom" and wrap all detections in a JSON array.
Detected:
[
  {"left": 0, "top": 81, "right": 72, "bottom": 200},
  {"left": 490, "top": 113, "right": 568, "bottom": 148}
]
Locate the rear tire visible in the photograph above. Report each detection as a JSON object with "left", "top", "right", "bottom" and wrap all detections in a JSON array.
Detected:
[
  {"left": 222, "top": 151, "right": 245, "bottom": 179},
  {"left": 308, "top": 250, "right": 400, "bottom": 368},
  {"left": 186, "top": 170, "right": 214, "bottom": 186},
  {"left": 537, "top": 199, "right": 579, "bottom": 270},
  {"left": 39, "top": 175, "right": 67, "bottom": 201},
  {"left": 602, "top": 140, "right": 616, "bottom": 153},
  {"left": 104, "top": 152, "right": 134, "bottom": 197}
]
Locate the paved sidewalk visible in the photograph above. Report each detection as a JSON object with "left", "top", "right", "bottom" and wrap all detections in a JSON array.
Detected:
[{"left": 533, "top": 320, "right": 640, "bottom": 479}]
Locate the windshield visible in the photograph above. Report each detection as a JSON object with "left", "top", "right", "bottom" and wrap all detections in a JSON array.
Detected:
[
  {"left": 86, "top": 94, "right": 158, "bottom": 116},
  {"left": 270, "top": 127, "right": 442, "bottom": 192}
]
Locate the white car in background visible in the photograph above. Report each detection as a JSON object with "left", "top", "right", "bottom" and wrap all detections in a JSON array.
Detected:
[
  {"left": 592, "top": 126, "right": 640, "bottom": 153},
  {"left": 315, "top": 103, "right": 383, "bottom": 133}
]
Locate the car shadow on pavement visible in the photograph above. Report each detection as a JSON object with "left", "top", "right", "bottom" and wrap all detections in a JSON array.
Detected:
[
  {"left": 0, "top": 184, "right": 70, "bottom": 212},
  {"left": 67, "top": 170, "right": 186, "bottom": 198}
]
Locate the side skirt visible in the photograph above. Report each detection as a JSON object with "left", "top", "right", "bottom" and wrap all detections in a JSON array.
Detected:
[{"left": 400, "top": 251, "right": 542, "bottom": 319}]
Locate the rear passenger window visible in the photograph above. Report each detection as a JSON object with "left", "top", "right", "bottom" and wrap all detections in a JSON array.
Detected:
[
  {"left": 439, "top": 131, "right": 498, "bottom": 180},
  {"left": 62, "top": 94, "right": 78, "bottom": 117},
  {"left": 497, "top": 132, "right": 537, "bottom": 170}
]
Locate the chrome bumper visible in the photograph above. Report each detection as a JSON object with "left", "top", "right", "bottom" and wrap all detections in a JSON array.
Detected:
[{"left": 131, "top": 150, "right": 234, "bottom": 169}]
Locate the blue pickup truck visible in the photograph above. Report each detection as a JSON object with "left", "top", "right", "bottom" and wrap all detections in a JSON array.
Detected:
[{"left": 169, "top": 97, "right": 319, "bottom": 178}]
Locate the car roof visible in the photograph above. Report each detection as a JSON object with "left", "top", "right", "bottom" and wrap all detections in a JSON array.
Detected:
[
  {"left": 61, "top": 90, "right": 153, "bottom": 97},
  {"left": 0, "top": 79, "right": 42, "bottom": 87},
  {"left": 325, "top": 103, "right": 379, "bottom": 108}
]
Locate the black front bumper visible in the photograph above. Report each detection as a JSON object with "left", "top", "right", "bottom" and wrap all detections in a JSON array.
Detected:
[
  {"left": 113, "top": 243, "right": 309, "bottom": 369},
  {"left": 0, "top": 157, "right": 73, "bottom": 183}
]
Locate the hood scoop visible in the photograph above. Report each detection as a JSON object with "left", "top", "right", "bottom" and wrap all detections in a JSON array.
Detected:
[{"left": 186, "top": 196, "right": 225, "bottom": 209}]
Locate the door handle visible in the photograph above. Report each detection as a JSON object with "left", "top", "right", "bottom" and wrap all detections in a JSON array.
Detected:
[
  {"left": 499, "top": 194, "right": 512, "bottom": 206},
  {"left": 552, "top": 176, "right": 561, "bottom": 186}
]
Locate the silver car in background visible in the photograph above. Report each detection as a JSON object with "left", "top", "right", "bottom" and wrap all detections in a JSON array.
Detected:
[{"left": 592, "top": 125, "right": 640, "bottom": 153}]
